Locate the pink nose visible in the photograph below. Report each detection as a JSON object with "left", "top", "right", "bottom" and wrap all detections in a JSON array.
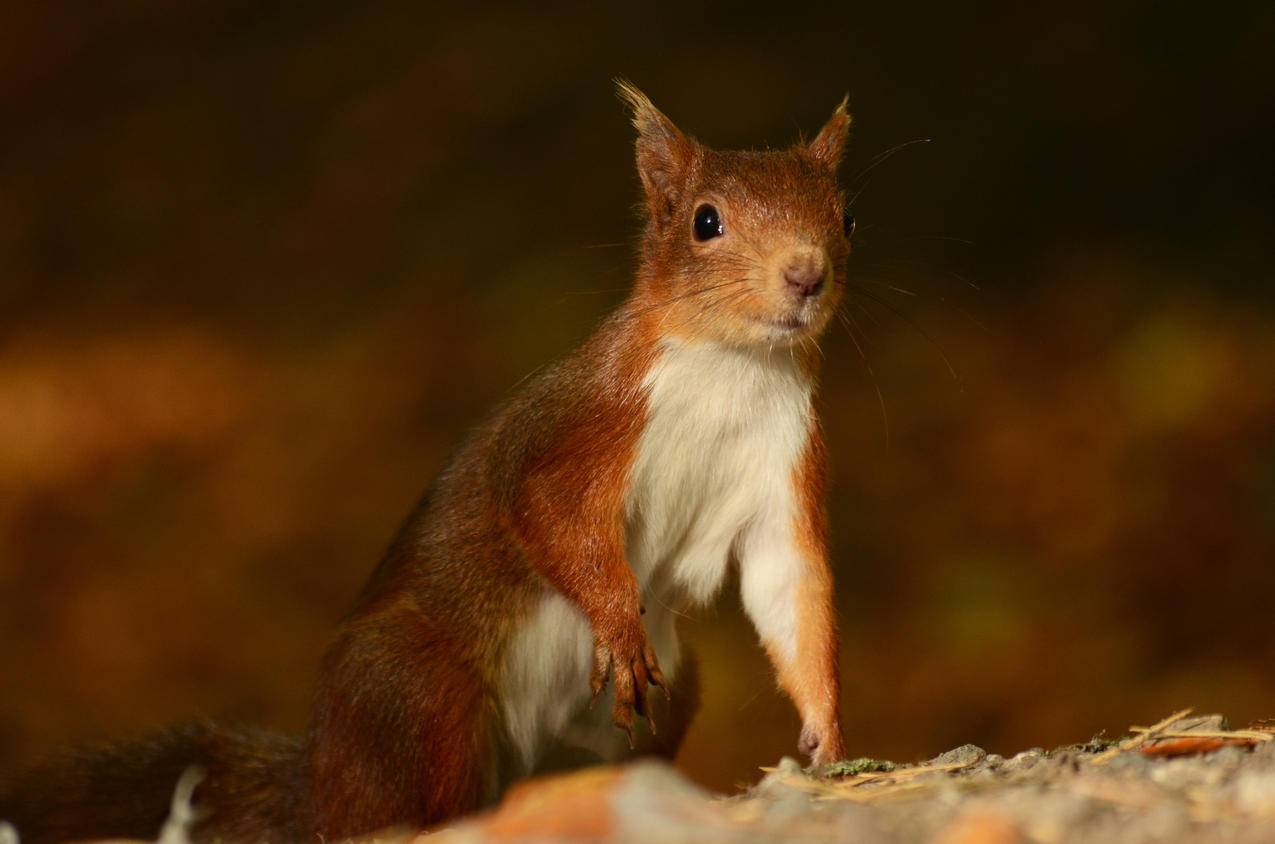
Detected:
[{"left": 784, "top": 261, "right": 826, "bottom": 299}]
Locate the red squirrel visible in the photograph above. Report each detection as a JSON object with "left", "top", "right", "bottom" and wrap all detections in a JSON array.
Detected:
[{"left": 1, "top": 82, "right": 852, "bottom": 842}]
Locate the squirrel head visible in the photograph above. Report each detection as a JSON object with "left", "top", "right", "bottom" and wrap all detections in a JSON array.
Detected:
[{"left": 618, "top": 81, "right": 853, "bottom": 349}]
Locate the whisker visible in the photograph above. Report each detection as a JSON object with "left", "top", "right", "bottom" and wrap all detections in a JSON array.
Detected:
[
  {"left": 846, "top": 138, "right": 932, "bottom": 209},
  {"left": 716, "top": 226, "right": 771, "bottom": 268},
  {"left": 800, "top": 333, "right": 824, "bottom": 362},
  {"left": 837, "top": 276, "right": 918, "bottom": 298},
  {"left": 850, "top": 299, "right": 884, "bottom": 333},
  {"left": 888, "top": 234, "right": 976, "bottom": 246},
  {"left": 508, "top": 360, "right": 553, "bottom": 392},
  {"left": 625, "top": 278, "right": 750, "bottom": 319},
  {"left": 845, "top": 284, "right": 962, "bottom": 387},
  {"left": 847, "top": 264, "right": 989, "bottom": 333},
  {"left": 836, "top": 306, "right": 890, "bottom": 448},
  {"left": 554, "top": 286, "right": 631, "bottom": 303},
  {"left": 644, "top": 589, "right": 698, "bottom": 621},
  {"left": 652, "top": 284, "right": 754, "bottom": 339},
  {"left": 865, "top": 256, "right": 982, "bottom": 292}
]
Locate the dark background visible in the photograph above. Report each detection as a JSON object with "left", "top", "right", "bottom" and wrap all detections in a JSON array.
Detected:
[{"left": 2, "top": 2, "right": 1273, "bottom": 794}]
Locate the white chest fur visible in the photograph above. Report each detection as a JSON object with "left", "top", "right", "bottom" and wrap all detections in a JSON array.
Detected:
[
  {"left": 497, "top": 338, "right": 814, "bottom": 776},
  {"left": 625, "top": 338, "right": 814, "bottom": 606}
]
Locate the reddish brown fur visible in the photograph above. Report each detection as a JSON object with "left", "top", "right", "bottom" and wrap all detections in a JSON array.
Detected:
[
  {"left": 788, "top": 422, "right": 847, "bottom": 763},
  {"left": 0, "top": 724, "right": 303, "bottom": 843},
  {"left": 0, "top": 84, "right": 854, "bottom": 841},
  {"left": 619, "top": 82, "right": 850, "bottom": 351},
  {"left": 301, "top": 311, "right": 663, "bottom": 836}
]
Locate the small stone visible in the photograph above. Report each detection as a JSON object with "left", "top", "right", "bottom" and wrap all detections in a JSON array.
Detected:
[
  {"left": 933, "top": 744, "right": 988, "bottom": 767},
  {"left": 753, "top": 756, "right": 809, "bottom": 797},
  {"left": 775, "top": 756, "right": 804, "bottom": 775},
  {"left": 1002, "top": 749, "right": 1043, "bottom": 772}
]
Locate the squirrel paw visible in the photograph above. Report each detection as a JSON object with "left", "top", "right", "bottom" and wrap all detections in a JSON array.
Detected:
[
  {"left": 799, "top": 720, "right": 847, "bottom": 767},
  {"left": 590, "top": 631, "right": 666, "bottom": 747}
]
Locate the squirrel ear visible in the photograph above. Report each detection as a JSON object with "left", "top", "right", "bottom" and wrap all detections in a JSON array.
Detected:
[
  {"left": 616, "top": 80, "right": 695, "bottom": 222},
  {"left": 806, "top": 95, "right": 851, "bottom": 170}
]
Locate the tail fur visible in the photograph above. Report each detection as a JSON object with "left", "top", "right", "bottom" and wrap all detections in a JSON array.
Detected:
[{"left": 0, "top": 722, "right": 303, "bottom": 844}]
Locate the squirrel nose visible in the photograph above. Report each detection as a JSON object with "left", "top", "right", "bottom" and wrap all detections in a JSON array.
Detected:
[{"left": 783, "top": 261, "right": 826, "bottom": 299}]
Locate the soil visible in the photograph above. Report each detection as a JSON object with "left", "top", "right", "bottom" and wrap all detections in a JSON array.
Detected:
[
  {"left": 422, "top": 711, "right": 1275, "bottom": 844},
  {"left": 3, "top": 712, "right": 1272, "bottom": 843}
]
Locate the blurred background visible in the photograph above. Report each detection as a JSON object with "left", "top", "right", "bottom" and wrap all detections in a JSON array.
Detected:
[{"left": 2, "top": 1, "right": 1273, "bottom": 795}]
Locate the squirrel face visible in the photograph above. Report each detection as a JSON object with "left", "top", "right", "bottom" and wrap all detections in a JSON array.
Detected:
[{"left": 620, "top": 83, "right": 853, "bottom": 349}]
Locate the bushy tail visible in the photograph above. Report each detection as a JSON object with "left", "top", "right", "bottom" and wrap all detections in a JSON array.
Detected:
[{"left": 0, "top": 722, "right": 304, "bottom": 844}]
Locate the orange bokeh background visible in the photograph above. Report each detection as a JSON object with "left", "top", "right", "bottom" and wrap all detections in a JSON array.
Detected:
[{"left": 2, "top": 3, "right": 1273, "bottom": 794}]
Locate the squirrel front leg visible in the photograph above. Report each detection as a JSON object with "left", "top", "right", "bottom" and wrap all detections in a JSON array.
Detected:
[
  {"left": 509, "top": 465, "right": 665, "bottom": 744},
  {"left": 739, "top": 428, "right": 846, "bottom": 766}
]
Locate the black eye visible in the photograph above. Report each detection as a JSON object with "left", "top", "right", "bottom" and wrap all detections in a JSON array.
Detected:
[
  {"left": 692, "top": 204, "right": 723, "bottom": 241},
  {"left": 843, "top": 211, "right": 856, "bottom": 238}
]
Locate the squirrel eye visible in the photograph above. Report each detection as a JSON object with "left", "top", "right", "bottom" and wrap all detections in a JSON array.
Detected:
[
  {"left": 692, "top": 204, "right": 724, "bottom": 241},
  {"left": 843, "top": 211, "right": 856, "bottom": 238}
]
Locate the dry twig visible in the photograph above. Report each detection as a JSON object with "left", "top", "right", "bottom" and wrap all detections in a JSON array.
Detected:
[{"left": 1091, "top": 708, "right": 1194, "bottom": 765}]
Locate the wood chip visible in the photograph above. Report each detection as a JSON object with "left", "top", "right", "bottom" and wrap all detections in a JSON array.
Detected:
[{"left": 1140, "top": 737, "right": 1256, "bottom": 758}]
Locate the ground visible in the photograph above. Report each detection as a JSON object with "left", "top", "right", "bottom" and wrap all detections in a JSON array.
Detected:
[
  {"left": 3, "top": 711, "right": 1273, "bottom": 843},
  {"left": 421, "top": 711, "right": 1275, "bottom": 844}
]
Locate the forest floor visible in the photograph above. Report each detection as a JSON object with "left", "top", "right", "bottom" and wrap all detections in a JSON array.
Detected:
[
  {"left": 421, "top": 711, "right": 1275, "bottom": 844},
  {"left": 4, "top": 711, "right": 1272, "bottom": 844}
]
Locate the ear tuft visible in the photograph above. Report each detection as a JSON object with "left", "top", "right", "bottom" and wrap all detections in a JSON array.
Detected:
[
  {"left": 615, "top": 79, "right": 695, "bottom": 222},
  {"left": 616, "top": 80, "right": 680, "bottom": 146},
  {"left": 807, "top": 94, "right": 852, "bottom": 169}
]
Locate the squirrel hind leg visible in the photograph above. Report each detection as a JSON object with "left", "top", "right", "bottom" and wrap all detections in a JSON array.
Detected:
[
  {"left": 645, "top": 647, "right": 700, "bottom": 761},
  {"left": 532, "top": 645, "right": 700, "bottom": 775},
  {"left": 305, "top": 609, "right": 500, "bottom": 838}
]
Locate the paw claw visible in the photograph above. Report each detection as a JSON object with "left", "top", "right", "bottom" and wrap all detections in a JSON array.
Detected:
[{"left": 592, "top": 621, "right": 666, "bottom": 749}]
